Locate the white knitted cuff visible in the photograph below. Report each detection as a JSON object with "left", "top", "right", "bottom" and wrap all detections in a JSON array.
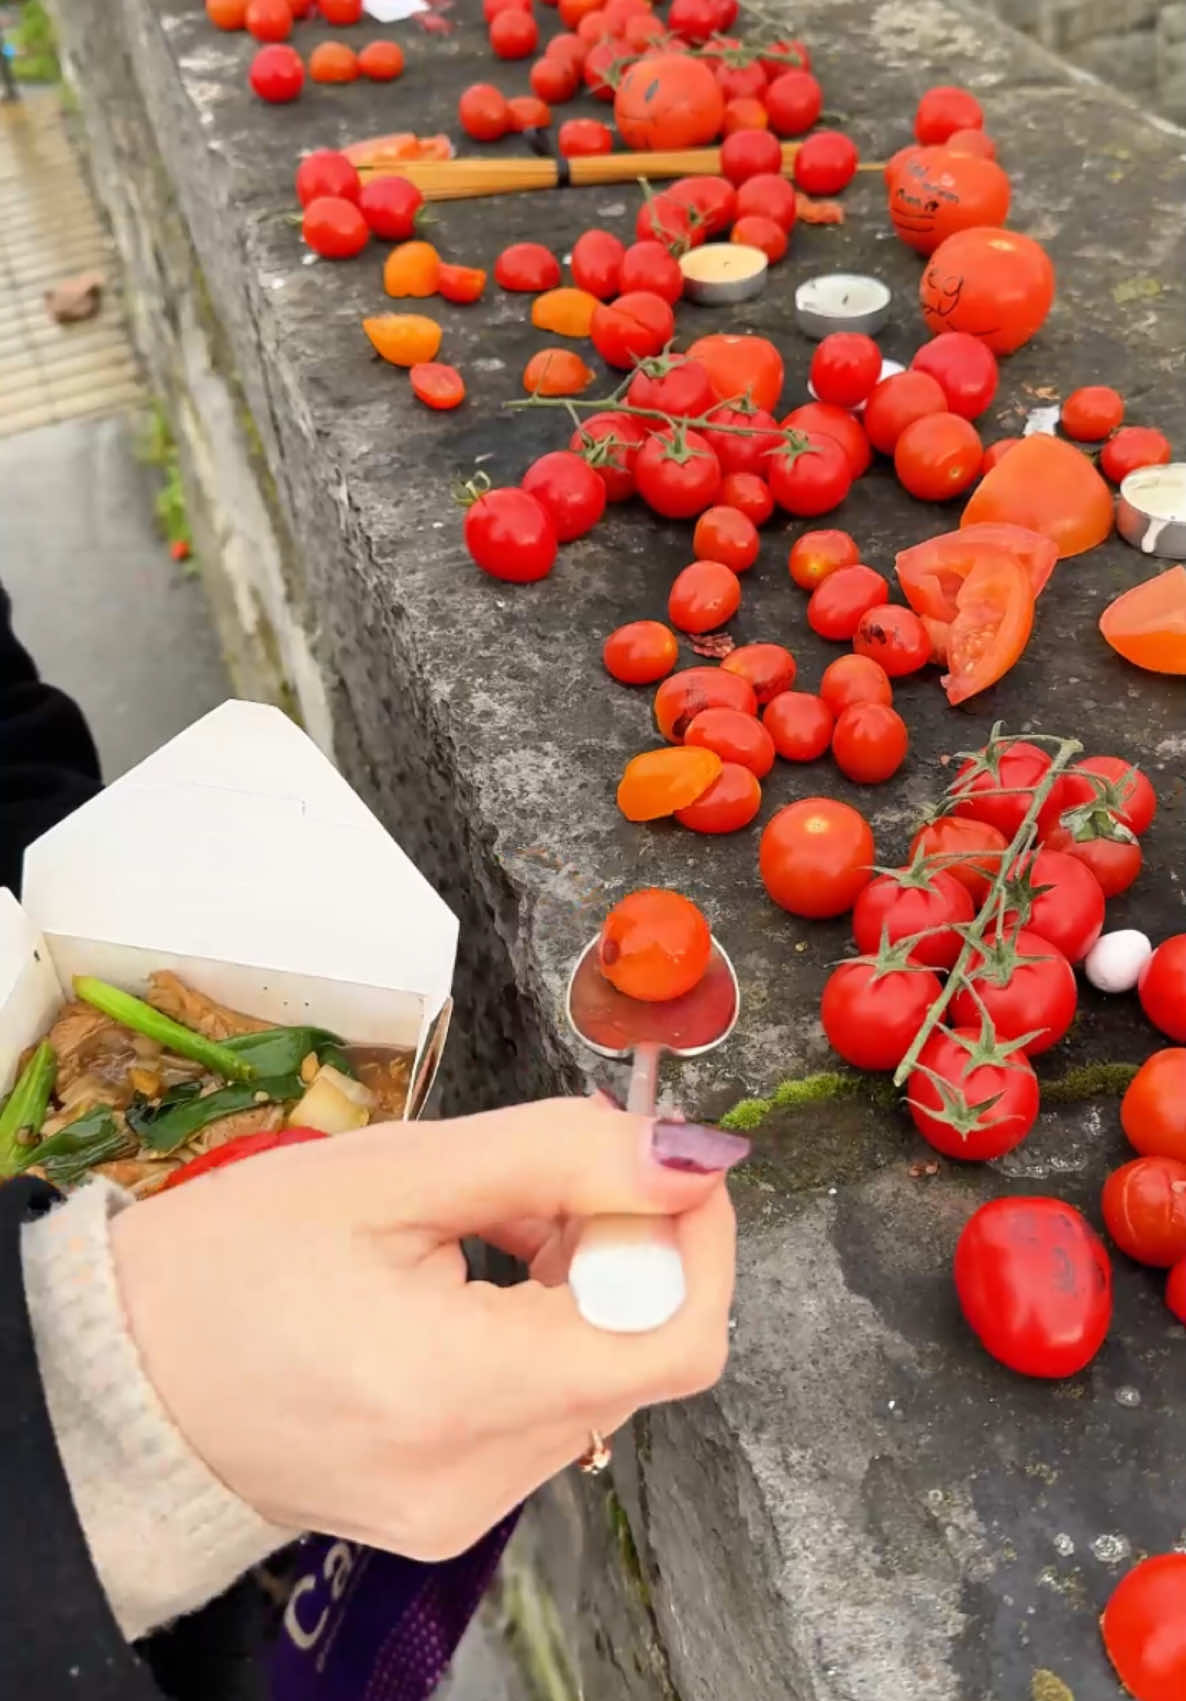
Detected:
[{"left": 21, "top": 1180, "right": 295, "bottom": 1642}]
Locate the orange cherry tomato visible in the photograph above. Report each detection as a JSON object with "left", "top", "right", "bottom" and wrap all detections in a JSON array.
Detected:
[
  {"left": 530, "top": 287, "right": 600, "bottom": 336},
  {"left": 961, "top": 432, "right": 1113, "bottom": 558},
  {"left": 895, "top": 522, "right": 1057, "bottom": 623},
  {"left": 603, "top": 620, "right": 680, "bottom": 685},
  {"left": 522, "top": 348, "right": 595, "bottom": 395},
  {"left": 675, "top": 762, "right": 762, "bottom": 833},
  {"left": 667, "top": 559, "right": 742, "bottom": 633},
  {"left": 920, "top": 227, "right": 1055, "bottom": 354},
  {"left": 819, "top": 653, "right": 892, "bottom": 713},
  {"left": 723, "top": 97, "right": 770, "bottom": 134},
  {"left": 693, "top": 505, "right": 760, "bottom": 572},
  {"left": 760, "top": 797, "right": 875, "bottom": 918},
  {"left": 889, "top": 148, "right": 1010, "bottom": 255},
  {"left": 654, "top": 666, "right": 757, "bottom": 742},
  {"left": 598, "top": 888, "right": 712, "bottom": 1001},
  {"left": 309, "top": 41, "right": 358, "bottom": 82},
  {"left": 357, "top": 40, "right": 405, "bottom": 79},
  {"left": 684, "top": 706, "right": 775, "bottom": 776},
  {"left": 614, "top": 54, "right": 725, "bottom": 150},
  {"left": 942, "top": 554, "right": 1034, "bottom": 705},
  {"left": 437, "top": 264, "right": 487, "bottom": 304},
  {"left": 363, "top": 314, "right": 442, "bottom": 367},
  {"left": 1122, "top": 1050, "right": 1186, "bottom": 1162},
  {"left": 409, "top": 362, "right": 465, "bottom": 410},
  {"left": 1102, "top": 1553, "right": 1186, "bottom": 1701},
  {"left": 383, "top": 240, "right": 441, "bottom": 298},
  {"left": 685, "top": 332, "right": 783, "bottom": 412},
  {"left": 616, "top": 746, "right": 722, "bottom": 822},
  {"left": 788, "top": 528, "right": 860, "bottom": 590},
  {"left": 1099, "top": 564, "right": 1186, "bottom": 675},
  {"left": 910, "top": 815, "right": 1008, "bottom": 900},
  {"left": 207, "top": 0, "right": 249, "bottom": 27},
  {"left": 720, "top": 642, "right": 796, "bottom": 703}
]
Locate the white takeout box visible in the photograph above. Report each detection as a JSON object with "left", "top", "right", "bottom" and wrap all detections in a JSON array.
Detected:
[{"left": 1, "top": 700, "right": 457, "bottom": 1120}]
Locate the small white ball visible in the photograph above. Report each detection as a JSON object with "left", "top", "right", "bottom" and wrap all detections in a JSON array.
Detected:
[{"left": 1084, "top": 929, "right": 1153, "bottom": 994}]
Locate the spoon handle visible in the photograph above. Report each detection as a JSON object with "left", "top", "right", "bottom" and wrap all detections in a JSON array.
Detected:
[{"left": 569, "top": 1042, "right": 687, "bottom": 1334}]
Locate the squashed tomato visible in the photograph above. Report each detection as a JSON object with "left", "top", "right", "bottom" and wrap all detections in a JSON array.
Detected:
[
  {"left": 954, "top": 1197, "right": 1112, "bottom": 1376},
  {"left": 636, "top": 427, "right": 722, "bottom": 518},
  {"left": 1099, "top": 564, "right": 1186, "bottom": 676},
  {"left": 822, "top": 959, "right": 942, "bottom": 1071},
  {"left": 684, "top": 706, "right": 775, "bottom": 776},
  {"left": 807, "top": 564, "right": 890, "bottom": 641},
  {"left": 721, "top": 642, "right": 795, "bottom": 703},
  {"left": 1122, "top": 1049, "right": 1186, "bottom": 1162},
  {"left": 942, "top": 554, "right": 1034, "bottom": 705},
  {"left": 1140, "top": 935, "right": 1186, "bottom": 1043},
  {"left": 763, "top": 692, "right": 833, "bottom": 761},
  {"left": 654, "top": 666, "right": 757, "bottom": 742},
  {"left": 598, "top": 888, "right": 711, "bottom": 1001},
  {"left": 760, "top": 797, "right": 874, "bottom": 917},
  {"left": 685, "top": 333, "right": 784, "bottom": 411},
  {"left": 674, "top": 761, "right": 763, "bottom": 833},
  {"left": 1102, "top": 1156, "right": 1186, "bottom": 1266},
  {"left": 908, "top": 1029, "right": 1039, "bottom": 1160},
  {"left": 569, "top": 410, "right": 649, "bottom": 502},
  {"left": 961, "top": 432, "right": 1113, "bottom": 558},
  {"left": 951, "top": 925, "right": 1077, "bottom": 1056},
  {"left": 1102, "top": 1554, "right": 1186, "bottom": 1701},
  {"left": 910, "top": 814, "right": 1008, "bottom": 901},
  {"left": 895, "top": 523, "right": 1057, "bottom": 624},
  {"left": 831, "top": 703, "right": 908, "bottom": 784},
  {"left": 853, "top": 867, "right": 974, "bottom": 968},
  {"left": 603, "top": 620, "right": 679, "bottom": 686},
  {"left": 617, "top": 746, "right": 722, "bottom": 822},
  {"left": 788, "top": 527, "right": 860, "bottom": 590}
]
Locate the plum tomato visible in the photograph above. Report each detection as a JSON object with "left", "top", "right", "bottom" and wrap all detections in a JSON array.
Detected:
[
  {"left": 853, "top": 866, "right": 974, "bottom": 969},
  {"left": 1000, "top": 847, "right": 1105, "bottom": 964},
  {"left": 358, "top": 176, "right": 424, "bottom": 240},
  {"left": 735, "top": 172, "right": 798, "bottom": 231},
  {"left": 1099, "top": 425, "right": 1172, "bottom": 484},
  {"left": 668, "top": 558, "right": 742, "bottom": 633},
  {"left": 1058, "top": 755, "right": 1157, "bottom": 837},
  {"left": 619, "top": 240, "right": 685, "bottom": 303},
  {"left": 570, "top": 228, "right": 625, "bottom": 299},
  {"left": 531, "top": 52, "right": 580, "bottom": 103},
  {"left": 760, "top": 797, "right": 874, "bottom": 917},
  {"left": 763, "top": 68, "right": 822, "bottom": 136},
  {"left": 1102, "top": 1553, "right": 1186, "bottom": 1701},
  {"left": 951, "top": 740, "right": 1055, "bottom": 840},
  {"left": 296, "top": 149, "right": 361, "bottom": 208},
  {"left": 908, "top": 1029, "right": 1040, "bottom": 1160},
  {"left": 1122, "top": 1049, "right": 1186, "bottom": 1162},
  {"left": 701, "top": 402, "right": 782, "bottom": 478},
  {"left": 822, "top": 958, "right": 942, "bottom": 1072},
  {"left": 569, "top": 410, "right": 649, "bottom": 501},
  {"left": 730, "top": 215, "right": 787, "bottom": 263},
  {"left": 495, "top": 242, "right": 562, "bottom": 291},
  {"left": 720, "top": 127, "right": 783, "bottom": 184},
  {"left": 1102, "top": 1156, "right": 1186, "bottom": 1266},
  {"left": 684, "top": 706, "right": 775, "bottom": 776},
  {"left": 692, "top": 505, "right": 759, "bottom": 571},
  {"left": 914, "top": 85, "right": 983, "bottom": 145},
  {"left": 831, "top": 702, "right": 908, "bottom": 784},
  {"left": 720, "top": 471, "right": 774, "bottom": 525},
  {"left": 721, "top": 641, "right": 796, "bottom": 704},
  {"left": 807, "top": 564, "right": 890, "bottom": 641},
  {"left": 654, "top": 666, "right": 757, "bottom": 742},
  {"left": 788, "top": 527, "right": 861, "bottom": 590},
  {"left": 686, "top": 332, "right": 783, "bottom": 411},
  {"left": 409, "top": 362, "right": 465, "bottom": 410},
  {"left": 628, "top": 354, "right": 716, "bottom": 419},
  {"left": 603, "top": 620, "right": 679, "bottom": 686},
  {"left": 463, "top": 486, "right": 557, "bottom": 583},
  {"left": 911, "top": 814, "right": 1008, "bottom": 901},
  {"left": 559, "top": 117, "right": 615, "bottom": 156},
  {"left": 1139, "top": 935, "right": 1186, "bottom": 1043},
  {"left": 853, "top": 604, "right": 933, "bottom": 676},
  {"left": 810, "top": 333, "right": 882, "bottom": 409},
  {"left": 763, "top": 692, "right": 833, "bottom": 761},
  {"left": 1060, "top": 384, "right": 1124, "bottom": 442},
  {"left": 781, "top": 403, "right": 872, "bottom": 480},
  {"left": 521, "top": 450, "right": 606, "bottom": 541},
  {"left": 590, "top": 290, "right": 675, "bottom": 368},
  {"left": 635, "top": 427, "right": 722, "bottom": 518},
  {"left": 309, "top": 41, "right": 359, "bottom": 83},
  {"left": 768, "top": 432, "right": 852, "bottom": 517},
  {"left": 793, "top": 129, "right": 859, "bottom": 195},
  {"left": 489, "top": 8, "right": 539, "bottom": 57},
  {"left": 894, "top": 412, "right": 982, "bottom": 501},
  {"left": 1044, "top": 827, "right": 1143, "bottom": 899},
  {"left": 819, "top": 653, "right": 893, "bottom": 713},
  {"left": 950, "top": 926, "right": 1078, "bottom": 1056},
  {"left": 249, "top": 43, "right": 304, "bottom": 101},
  {"left": 246, "top": 0, "right": 292, "bottom": 41},
  {"left": 458, "top": 83, "right": 511, "bottom": 141},
  {"left": 598, "top": 888, "right": 712, "bottom": 1001},
  {"left": 954, "top": 1196, "right": 1111, "bottom": 1376},
  {"left": 863, "top": 370, "right": 947, "bottom": 456},
  {"left": 617, "top": 746, "right": 722, "bottom": 822},
  {"left": 909, "top": 332, "right": 998, "bottom": 420},
  {"left": 674, "top": 761, "right": 763, "bottom": 833},
  {"left": 357, "top": 40, "right": 405, "bottom": 80},
  {"left": 302, "top": 196, "right": 369, "bottom": 260}
]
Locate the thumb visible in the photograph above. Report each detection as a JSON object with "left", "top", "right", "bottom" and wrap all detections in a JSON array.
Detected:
[{"left": 350, "top": 1098, "right": 750, "bottom": 1236}]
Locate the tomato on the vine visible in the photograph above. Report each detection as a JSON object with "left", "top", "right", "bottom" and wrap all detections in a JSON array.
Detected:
[
  {"left": 700, "top": 402, "right": 781, "bottom": 478},
  {"left": 569, "top": 410, "right": 649, "bottom": 501},
  {"left": 296, "top": 150, "right": 360, "bottom": 208},
  {"left": 1058, "top": 755, "right": 1156, "bottom": 837},
  {"left": 654, "top": 666, "right": 757, "bottom": 742},
  {"left": 628, "top": 354, "right": 715, "bottom": 419},
  {"left": 721, "top": 642, "right": 795, "bottom": 703},
  {"left": 462, "top": 486, "right": 557, "bottom": 583},
  {"left": 590, "top": 290, "right": 675, "bottom": 368},
  {"left": 603, "top": 620, "right": 679, "bottom": 686},
  {"left": 1122, "top": 1049, "right": 1186, "bottom": 1162},
  {"left": 521, "top": 450, "right": 606, "bottom": 541},
  {"left": 720, "top": 471, "right": 774, "bottom": 525},
  {"left": 1044, "top": 826, "right": 1143, "bottom": 899},
  {"left": 780, "top": 403, "right": 871, "bottom": 480},
  {"left": 793, "top": 130, "right": 859, "bottom": 195},
  {"left": 819, "top": 654, "right": 892, "bottom": 713},
  {"left": 760, "top": 797, "right": 874, "bottom": 917},
  {"left": 302, "top": 196, "right": 370, "bottom": 259},
  {"left": 951, "top": 926, "right": 1077, "bottom": 1056},
  {"left": 664, "top": 175, "right": 738, "bottom": 238},
  {"left": 788, "top": 528, "right": 860, "bottom": 590},
  {"left": 1001, "top": 848, "right": 1105, "bottom": 965},
  {"left": 1102, "top": 1156, "right": 1186, "bottom": 1266},
  {"left": 635, "top": 191, "right": 701, "bottom": 254},
  {"left": 1140, "top": 936, "right": 1186, "bottom": 1043},
  {"left": 1102, "top": 1553, "right": 1186, "bottom": 1701},
  {"left": 1099, "top": 425, "right": 1172, "bottom": 484},
  {"left": 685, "top": 707, "right": 774, "bottom": 776},
  {"left": 853, "top": 867, "right": 974, "bottom": 968},
  {"left": 911, "top": 815, "right": 1008, "bottom": 901},
  {"left": 1060, "top": 385, "right": 1124, "bottom": 442},
  {"left": 692, "top": 505, "right": 759, "bottom": 571},
  {"left": 763, "top": 692, "right": 833, "bottom": 761},
  {"left": 863, "top": 370, "right": 946, "bottom": 456},
  {"left": 763, "top": 68, "right": 822, "bottom": 136},
  {"left": 909, "top": 332, "right": 998, "bottom": 420},
  {"left": 668, "top": 559, "right": 741, "bottom": 634},
  {"left": 635, "top": 427, "right": 722, "bottom": 518},
  {"left": 674, "top": 762, "right": 762, "bottom": 834},
  {"left": 951, "top": 740, "right": 1055, "bottom": 840},
  {"left": 598, "top": 888, "right": 711, "bottom": 1002},
  {"left": 954, "top": 1197, "right": 1111, "bottom": 1376},
  {"left": 853, "top": 604, "right": 932, "bottom": 676},
  {"left": 810, "top": 333, "right": 881, "bottom": 409},
  {"left": 908, "top": 1029, "right": 1039, "bottom": 1160},
  {"left": 768, "top": 433, "right": 852, "bottom": 517},
  {"left": 831, "top": 703, "right": 908, "bottom": 784},
  {"left": 807, "top": 564, "right": 890, "bottom": 641},
  {"left": 822, "top": 958, "right": 942, "bottom": 1071}
]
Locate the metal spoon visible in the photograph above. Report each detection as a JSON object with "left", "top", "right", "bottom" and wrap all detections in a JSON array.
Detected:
[{"left": 564, "top": 934, "right": 740, "bottom": 1333}]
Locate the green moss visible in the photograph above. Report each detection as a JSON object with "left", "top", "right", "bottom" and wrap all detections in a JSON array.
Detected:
[
  {"left": 135, "top": 403, "right": 193, "bottom": 565},
  {"left": 606, "top": 1491, "right": 651, "bottom": 1613},
  {"left": 500, "top": 1556, "right": 578, "bottom": 1701},
  {"left": 1041, "top": 1061, "right": 1138, "bottom": 1102},
  {"left": 720, "top": 1071, "right": 896, "bottom": 1131},
  {"left": 8, "top": 0, "right": 60, "bottom": 83}
]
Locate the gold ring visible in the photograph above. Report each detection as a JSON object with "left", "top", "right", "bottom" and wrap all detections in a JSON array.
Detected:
[{"left": 577, "top": 1429, "right": 611, "bottom": 1475}]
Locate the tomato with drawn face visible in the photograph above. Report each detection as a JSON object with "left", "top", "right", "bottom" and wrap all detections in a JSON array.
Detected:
[
  {"left": 920, "top": 228, "right": 1055, "bottom": 355},
  {"left": 889, "top": 149, "right": 1010, "bottom": 256}
]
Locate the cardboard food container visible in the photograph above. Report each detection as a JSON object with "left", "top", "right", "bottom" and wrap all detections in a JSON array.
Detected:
[{"left": 0, "top": 700, "right": 457, "bottom": 1125}]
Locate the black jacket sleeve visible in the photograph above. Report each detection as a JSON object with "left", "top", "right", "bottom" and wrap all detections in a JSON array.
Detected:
[
  {"left": 1, "top": 583, "right": 102, "bottom": 897},
  {"left": 0, "top": 1177, "right": 162, "bottom": 1699}
]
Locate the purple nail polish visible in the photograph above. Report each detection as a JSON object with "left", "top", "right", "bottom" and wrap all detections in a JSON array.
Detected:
[{"left": 652, "top": 1120, "right": 751, "bottom": 1174}]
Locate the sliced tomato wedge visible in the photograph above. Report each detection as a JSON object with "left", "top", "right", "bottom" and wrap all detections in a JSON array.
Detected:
[
  {"left": 343, "top": 133, "right": 454, "bottom": 168},
  {"left": 896, "top": 523, "right": 1058, "bottom": 624},
  {"left": 943, "top": 555, "right": 1035, "bottom": 704},
  {"left": 1099, "top": 563, "right": 1186, "bottom": 675},
  {"left": 960, "top": 433, "right": 1113, "bottom": 558}
]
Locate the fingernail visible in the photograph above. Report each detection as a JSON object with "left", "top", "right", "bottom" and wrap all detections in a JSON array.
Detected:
[{"left": 651, "top": 1120, "right": 750, "bottom": 1174}]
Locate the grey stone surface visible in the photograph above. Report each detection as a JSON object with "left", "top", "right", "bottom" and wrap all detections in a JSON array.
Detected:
[
  {"left": 0, "top": 411, "right": 228, "bottom": 778},
  {"left": 984, "top": 0, "right": 1186, "bottom": 118},
  {"left": 52, "top": 0, "right": 1186, "bottom": 1697}
]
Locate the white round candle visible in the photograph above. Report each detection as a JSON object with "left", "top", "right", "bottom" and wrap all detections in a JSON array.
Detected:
[
  {"left": 1117, "top": 463, "right": 1186, "bottom": 557},
  {"left": 795, "top": 273, "right": 892, "bottom": 339}
]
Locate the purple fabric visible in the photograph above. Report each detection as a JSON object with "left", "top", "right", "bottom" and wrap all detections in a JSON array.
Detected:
[{"left": 270, "top": 1515, "right": 519, "bottom": 1701}]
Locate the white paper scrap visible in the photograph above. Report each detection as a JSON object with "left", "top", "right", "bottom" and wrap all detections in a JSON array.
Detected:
[{"left": 364, "top": 0, "right": 428, "bottom": 21}]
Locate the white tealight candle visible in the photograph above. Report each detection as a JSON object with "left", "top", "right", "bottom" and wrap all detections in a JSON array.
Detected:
[
  {"left": 795, "top": 273, "right": 892, "bottom": 339},
  {"left": 680, "top": 243, "right": 769, "bottom": 305},
  {"left": 1117, "top": 463, "right": 1186, "bottom": 558}
]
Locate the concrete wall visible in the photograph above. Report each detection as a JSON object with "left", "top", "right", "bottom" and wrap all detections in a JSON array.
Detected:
[{"left": 987, "top": 0, "right": 1186, "bottom": 121}]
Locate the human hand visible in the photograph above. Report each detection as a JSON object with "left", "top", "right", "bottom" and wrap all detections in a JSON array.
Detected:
[{"left": 111, "top": 1098, "right": 747, "bottom": 1560}]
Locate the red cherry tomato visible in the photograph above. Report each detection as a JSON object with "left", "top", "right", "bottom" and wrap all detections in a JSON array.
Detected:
[
  {"left": 910, "top": 332, "right": 998, "bottom": 419},
  {"left": 495, "top": 242, "right": 562, "bottom": 291},
  {"left": 954, "top": 1196, "right": 1111, "bottom": 1375},
  {"left": 853, "top": 867, "right": 974, "bottom": 969},
  {"left": 914, "top": 85, "right": 983, "bottom": 144},
  {"left": 463, "top": 487, "right": 557, "bottom": 583},
  {"left": 684, "top": 706, "right": 775, "bottom": 776},
  {"left": 818, "top": 653, "right": 892, "bottom": 712},
  {"left": 735, "top": 172, "right": 798, "bottom": 230},
  {"left": 730, "top": 215, "right": 787, "bottom": 263},
  {"left": 590, "top": 290, "right": 675, "bottom": 368},
  {"left": 668, "top": 559, "right": 742, "bottom": 633},
  {"left": 822, "top": 958, "right": 942, "bottom": 1071},
  {"left": 246, "top": 0, "right": 292, "bottom": 41},
  {"left": 894, "top": 412, "right": 983, "bottom": 501},
  {"left": 618, "top": 239, "right": 684, "bottom": 303},
  {"left": 807, "top": 564, "right": 890, "bottom": 641},
  {"left": 692, "top": 505, "right": 759, "bottom": 572},
  {"left": 1102, "top": 1156, "right": 1186, "bottom": 1266},
  {"left": 719, "top": 471, "right": 774, "bottom": 525},
  {"left": 763, "top": 692, "right": 833, "bottom": 761},
  {"left": 674, "top": 761, "right": 762, "bottom": 833},
  {"left": 701, "top": 402, "right": 781, "bottom": 478},
  {"left": 570, "top": 228, "right": 625, "bottom": 298},
  {"left": 249, "top": 43, "right": 304, "bottom": 101},
  {"left": 569, "top": 410, "right": 649, "bottom": 501},
  {"left": 531, "top": 53, "right": 581, "bottom": 102},
  {"left": 301, "top": 196, "right": 369, "bottom": 259},
  {"left": 598, "top": 888, "right": 711, "bottom": 1002},
  {"left": 1102, "top": 1553, "right": 1186, "bottom": 1701},
  {"left": 810, "top": 333, "right": 882, "bottom": 408},
  {"left": 1058, "top": 755, "right": 1157, "bottom": 836},
  {"left": 831, "top": 702, "right": 908, "bottom": 784},
  {"left": 635, "top": 427, "right": 722, "bottom": 518},
  {"left": 788, "top": 527, "right": 860, "bottom": 590},
  {"left": 852, "top": 604, "right": 932, "bottom": 676},
  {"left": 635, "top": 191, "right": 701, "bottom": 254},
  {"left": 296, "top": 149, "right": 360, "bottom": 208},
  {"left": 490, "top": 8, "right": 538, "bottom": 56},
  {"left": 720, "top": 127, "right": 782, "bottom": 184},
  {"left": 558, "top": 117, "right": 615, "bottom": 156},
  {"left": 1099, "top": 425, "right": 1173, "bottom": 484},
  {"left": 767, "top": 433, "right": 852, "bottom": 517},
  {"left": 664, "top": 175, "right": 738, "bottom": 238},
  {"left": 760, "top": 797, "right": 875, "bottom": 917},
  {"left": 458, "top": 83, "right": 511, "bottom": 141},
  {"left": 1001, "top": 848, "right": 1105, "bottom": 965},
  {"left": 763, "top": 69, "right": 822, "bottom": 136},
  {"left": 603, "top": 620, "right": 680, "bottom": 686},
  {"left": 1060, "top": 385, "right": 1125, "bottom": 442},
  {"left": 521, "top": 450, "right": 606, "bottom": 541},
  {"left": 793, "top": 130, "right": 859, "bottom": 195},
  {"left": 1121, "top": 1050, "right": 1186, "bottom": 1163},
  {"left": 781, "top": 402, "right": 872, "bottom": 480},
  {"left": 720, "top": 641, "right": 796, "bottom": 703},
  {"left": 654, "top": 666, "right": 757, "bottom": 743},
  {"left": 628, "top": 355, "right": 715, "bottom": 419},
  {"left": 409, "top": 362, "right": 465, "bottom": 411},
  {"left": 863, "top": 371, "right": 947, "bottom": 456},
  {"left": 909, "top": 1029, "right": 1040, "bottom": 1160},
  {"left": 1044, "top": 827, "right": 1143, "bottom": 899},
  {"left": 981, "top": 436, "right": 1022, "bottom": 474},
  {"left": 358, "top": 177, "right": 424, "bottom": 240},
  {"left": 950, "top": 926, "right": 1078, "bottom": 1057},
  {"left": 1140, "top": 936, "right": 1186, "bottom": 1043}
]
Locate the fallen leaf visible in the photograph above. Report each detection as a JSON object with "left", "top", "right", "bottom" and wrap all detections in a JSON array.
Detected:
[
  {"left": 795, "top": 193, "right": 845, "bottom": 225},
  {"left": 44, "top": 271, "right": 103, "bottom": 324},
  {"left": 690, "top": 633, "right": 736, "bottom": 658}
]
